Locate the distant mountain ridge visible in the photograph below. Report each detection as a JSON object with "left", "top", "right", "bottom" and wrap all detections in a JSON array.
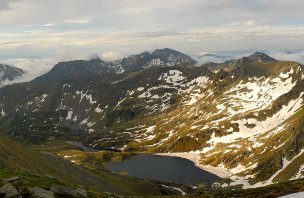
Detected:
[
  {"left": 32, "top": 48, "right": 197, "bottom": 83},
  {"left": 0, "top": 63, "right": 24, "bottom": 85},
  {"left": 116, "top": 48, "right": 197, "bottom": 72},
  {"left": 202, "top": 51, "right": 278, "bottom": 73},
  {"left": 32, "top": 58, "right": 117, "bottom": 83}
]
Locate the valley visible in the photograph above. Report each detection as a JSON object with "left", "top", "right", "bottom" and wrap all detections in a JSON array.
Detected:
[{"left": 0, "top": 49, "right": 303, "bottom": 197}]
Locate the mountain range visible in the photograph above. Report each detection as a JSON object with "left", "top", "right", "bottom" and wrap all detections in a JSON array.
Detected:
[{"left": 0, "top": 48, "right": 303, "bottom": 196}]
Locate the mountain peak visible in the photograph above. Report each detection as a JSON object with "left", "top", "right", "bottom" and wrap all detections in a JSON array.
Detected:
[
  {"left": 248, "top": 52, "right": 277, "bottom": 62},
  {"left": 152, "top": 48, "right": 187, "bottom": 58},
  {"left": 32, "top": 58, "right": 116, "bottom": 83},
  {"left": 153, "top": 48, "right": 178, "bottom": 53},
  {"left": 152, "top": 48, "right": 196, "bottom": 64}
]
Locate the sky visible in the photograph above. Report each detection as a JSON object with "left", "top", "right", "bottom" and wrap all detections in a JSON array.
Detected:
[{"left": 0, "top": 0, "right": 304, "bottom": 74}]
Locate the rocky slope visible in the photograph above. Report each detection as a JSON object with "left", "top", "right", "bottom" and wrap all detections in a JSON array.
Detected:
[{"left": 0, "top": 50, "right": 303, "bottom": 189}]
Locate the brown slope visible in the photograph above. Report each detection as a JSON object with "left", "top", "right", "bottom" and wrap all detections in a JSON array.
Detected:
[{"left": 0, "top": 135, "right": 162, "bottom": 196}]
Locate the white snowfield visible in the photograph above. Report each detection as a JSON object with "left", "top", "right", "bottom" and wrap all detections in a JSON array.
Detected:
[
  {"left": 203, "top": 92, "right": 303, "bottom": 151},
  {"left": 75, "top": 90, "right": 97, "bottom": 104},
  {"left": 279, "top": 192, "right": 304, "bottom": 198},
  {"left": 66, "top": 110, "right": 73, "bottom": 120},
  {"left": 223, "top": 72, "right": 296, "bottom": 114},
  {"left": 158, "top": 70, "right": 186, "bottom": 86}
]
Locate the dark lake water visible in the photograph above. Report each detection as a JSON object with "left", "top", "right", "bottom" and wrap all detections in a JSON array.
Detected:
[
  {"left": 66, "top": 141, "right": 221, "bottom": 185},
  {"left": 105, "top": 154, "right": 220, "bottom": 185}
]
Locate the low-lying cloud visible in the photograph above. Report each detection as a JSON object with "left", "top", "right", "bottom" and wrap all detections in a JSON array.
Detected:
[
  {"left": 100, "top": 51, "right": 122, "bottom": 61},
  {"left": 268, "top": 50, "right": 304, "bottom": 64},
  {"left": 1, "top": 58, "right": 53, "bottom": 86}
]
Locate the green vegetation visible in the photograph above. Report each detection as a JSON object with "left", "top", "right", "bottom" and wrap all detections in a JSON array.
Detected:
[{"left": 57, "top": 149, "right": 136, "bottom": 169}]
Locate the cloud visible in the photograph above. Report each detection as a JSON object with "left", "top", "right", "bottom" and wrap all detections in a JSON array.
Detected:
[
  {"left": 0, "top": 0, "right": 303, "bottom": 63},
  {"left": 269, "top": 50, "right": 304, "bottom": 64},
  {"left": 1, "top": 58, "right": 53, "bottom": 86},
  {"left": 42, "top": 17, "right": 93, "bottom": 27},
  {"left": 0, "top": 0, "right": 21, "bottom": 11},
  {"left": 188, "top": 38, "right": 201, "bottom": 42},
  {"left": 100, "top": 52, "right": 122, "bottom": 61}
]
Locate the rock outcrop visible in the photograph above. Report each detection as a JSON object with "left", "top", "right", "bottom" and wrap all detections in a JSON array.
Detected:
[{"left": 0, "top": 176, "right": 87, "bottom": 198}]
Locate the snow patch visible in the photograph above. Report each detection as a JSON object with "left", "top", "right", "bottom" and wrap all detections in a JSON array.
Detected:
[{"left": 66, "top": 111, "right": 73, "bottom": 120}]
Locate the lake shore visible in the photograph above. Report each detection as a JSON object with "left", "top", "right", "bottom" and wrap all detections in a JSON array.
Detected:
[{"left": 65, "top": 141, "right": 231, "bottom": 179}]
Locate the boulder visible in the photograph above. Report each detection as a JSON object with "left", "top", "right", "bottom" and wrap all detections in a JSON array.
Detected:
[
  {"left": 75, "top": 189, "right": 87, "bottom": 198},
  {"left": 0, "top": 183, "right": 21, "bottom": 198},
  {"left": 2, "top": 177, "right": 22, "bottom": 186},
  {"left": 31, "top": 187, "right": 54, "bottom": 198},
  {"left": 50, "top": 185, "right": 87, "bottom": 198}
]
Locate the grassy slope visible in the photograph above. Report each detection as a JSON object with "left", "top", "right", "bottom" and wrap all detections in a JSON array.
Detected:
[
  {"left": 0, "top": 135, "right": 163, "bottom": 196},
  {"left": 160, "top": 179, "right": 304, "bottom": 198}
]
